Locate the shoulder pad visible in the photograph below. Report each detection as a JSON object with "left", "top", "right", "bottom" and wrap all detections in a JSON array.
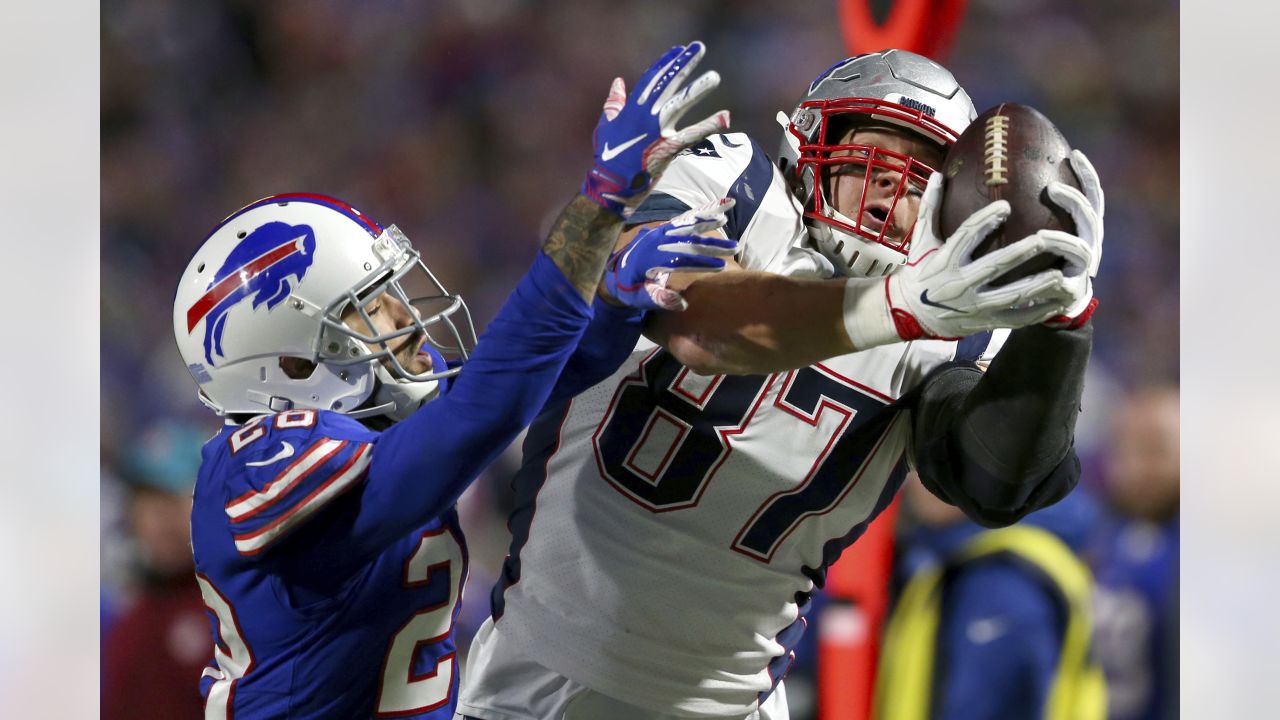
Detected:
[{"left": 215, "top": 410, "right": 377, "bottom": 556}]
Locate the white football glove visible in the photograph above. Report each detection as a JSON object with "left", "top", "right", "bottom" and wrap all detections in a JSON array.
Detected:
[
  {"left": 1043, "top": 149, "right": 1104, "bottom": 329},
  {"left": 843, "top": 171, "right": 1094, "bottom": 348}
]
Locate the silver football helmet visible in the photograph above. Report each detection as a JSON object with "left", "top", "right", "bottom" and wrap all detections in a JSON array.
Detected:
[
  {"left": 173, "top": 193, "right": 476, "bottom": 421},
  {"left": 777, "top": 50, "right": 976, "bottom": 277}
]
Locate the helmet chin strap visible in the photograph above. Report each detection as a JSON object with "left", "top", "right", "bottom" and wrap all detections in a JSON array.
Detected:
[
  {"left": 808, "top": 183, "right": 907, "bottom": 278},
  {"left": 374, "top": 338, "right": 454, "bottom": 421},
  {"left": 808, "top": 215, "right": 905, "bottom": 278},
  {"left": 362, "top": 364, "right": 440, "bottom": 422},
  {"left": 345, "top": 340, "right": 449, "bottom": 422}
]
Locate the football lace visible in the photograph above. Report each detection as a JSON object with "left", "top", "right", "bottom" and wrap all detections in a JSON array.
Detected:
[{"left": 983, "top": 114, "right": 1010, "bottom": 187}]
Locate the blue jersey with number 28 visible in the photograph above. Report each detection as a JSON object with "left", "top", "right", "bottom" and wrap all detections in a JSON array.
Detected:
[
  {"left": 192, "top": 409, "right": 468, "bottom": 719},
  {"left": 188, "top": 251, "right": 638, "bottom": 719}
]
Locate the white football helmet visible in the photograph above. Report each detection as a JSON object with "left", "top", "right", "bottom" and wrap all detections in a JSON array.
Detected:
[
  {"left": 776, "top": 50, "right": 977, "bottom": 277},
  {"left": 173, "top": 193, "right": 476, "bottom": 421}
]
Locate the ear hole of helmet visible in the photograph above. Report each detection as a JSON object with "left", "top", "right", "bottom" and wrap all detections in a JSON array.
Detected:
[{"left": 279, "top": 356, "right": 318, "bottom": 380}]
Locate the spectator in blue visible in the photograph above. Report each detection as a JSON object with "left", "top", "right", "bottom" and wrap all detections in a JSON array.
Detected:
[
  {"left": 1087, "top": 386, "right": 1179, "bottom": 720},
  {"left": 873, "top": 472, "right": 1106, "bottom": 720}
]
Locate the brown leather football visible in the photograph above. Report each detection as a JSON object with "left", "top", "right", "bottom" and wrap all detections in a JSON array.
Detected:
[{"left": 939, "top": 103, "right": 1079, "bottom": 284}]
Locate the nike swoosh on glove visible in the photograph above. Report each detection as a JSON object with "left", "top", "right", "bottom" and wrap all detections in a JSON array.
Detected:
[
  {"left": 582, "top": 41, "right": 730, "bottom": 218},
  {"left": 842, "top": 172, "right": 1094, "bottom": 349}
]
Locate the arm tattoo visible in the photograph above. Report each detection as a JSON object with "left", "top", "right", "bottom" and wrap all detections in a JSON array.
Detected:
[{"left": 542, "top": 194, "right": 624, "bottom": 303}]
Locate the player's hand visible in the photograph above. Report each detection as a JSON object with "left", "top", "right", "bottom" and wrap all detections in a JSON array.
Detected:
[
  {"left": 885, "top": 172, "right": 1093, "bottom": 340},
  {"left": 582, "top": 42, "right": 731, "bottom": 218},
  {"left": 603, "top": 199, "right": 738, "bottom": 311},
  {"left": 1043, "top": 149, "right": 1104, "bottom": 329}
]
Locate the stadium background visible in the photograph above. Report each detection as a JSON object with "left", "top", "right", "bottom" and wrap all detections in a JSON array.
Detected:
[{"left": 97, "top": 0, "right": 1179, "bottom": 717}]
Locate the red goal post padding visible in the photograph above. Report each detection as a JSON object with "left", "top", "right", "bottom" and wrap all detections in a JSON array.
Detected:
[
  {"left": 821, "top": 5, "right": 969, "bottom": 717},
  {"left": 819, "top": 496, "right": 900, "bottom": 720},
  {"left": 836, "top": 0, "right": 968, "bottom": 58}
]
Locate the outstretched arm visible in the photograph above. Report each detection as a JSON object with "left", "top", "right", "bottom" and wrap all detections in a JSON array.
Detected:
[
  {"left": 646, "top": 268, "right": 853, "bottom": 375},
  {"left": 547, "top": 201, "right": 738, "bottom": 407},
  {"left": 907, "top": 153, "right": 1105, "bottom": 525},
  {"left": 542, "top": 194, "right": 627, "bottom": 302},
  {"left": 909, "top": 322, "right": 1092, "bottom": 526},
  {"left": 243, "top": 43, "right": 735, "bottom": 586},
  {"left": 630, "top": 173, "right": 1093, "bottom": 374},
  {"left": 344, "top": 42, "right": 730, "bottom": 564}
]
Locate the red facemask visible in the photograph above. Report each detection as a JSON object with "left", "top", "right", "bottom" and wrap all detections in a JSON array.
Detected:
[{"left": 788, "top": 98, "right": 957, "bottom": 257}]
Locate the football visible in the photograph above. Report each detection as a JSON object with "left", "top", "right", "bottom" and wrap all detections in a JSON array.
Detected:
[{"left": 938, "top": 103, "right": 1079, "bottom": 284}]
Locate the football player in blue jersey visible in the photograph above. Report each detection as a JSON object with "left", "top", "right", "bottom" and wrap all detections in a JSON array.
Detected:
[
  {"left": 460, "top": 51, "right": 1106, "bottom": 720},
  {"left": 171, "top": 42, "right": 734, "bottom": 719}
]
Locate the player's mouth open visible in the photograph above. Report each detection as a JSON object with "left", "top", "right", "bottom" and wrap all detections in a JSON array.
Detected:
[
  {"left": 392, "top": 336, "right": 433, "bottom": 373},
  {"left": 409, "top": 343, "right": 436, "bottom": 372},
  {"left": 861, "top": 203, "right": 892, "bottom": 235}
]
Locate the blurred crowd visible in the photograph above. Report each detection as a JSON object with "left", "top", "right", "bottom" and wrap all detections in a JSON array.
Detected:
[{"left": 100, "top": 0, "right": 1178, "bottom": 717}]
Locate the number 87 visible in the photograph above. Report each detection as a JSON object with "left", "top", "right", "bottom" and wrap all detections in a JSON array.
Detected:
[{"left": 592, "top": 353, "right": 902, "bottom": 563}]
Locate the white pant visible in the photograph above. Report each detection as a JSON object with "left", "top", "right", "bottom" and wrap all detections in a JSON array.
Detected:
[{"left": 456, "top": 618, "right": 789, "bottom": 720}]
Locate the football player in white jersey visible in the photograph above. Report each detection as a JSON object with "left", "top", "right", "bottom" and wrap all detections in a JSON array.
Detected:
[{"left": 458, "top": 50, "right": 1104, "bottom": 720}]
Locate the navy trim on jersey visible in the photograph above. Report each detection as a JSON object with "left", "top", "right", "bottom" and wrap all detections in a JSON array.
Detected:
[
  {"left": 625, "top": 136, "right": 777, "bottom": 239},
  {"left": 491, "top": 399, "right": 573, "bottom": 621},
  {"left": 805, "top": 458, "right": 908, "bottom": 591},
  {"left": 954, "top": 331, "right": 993, "bottom": 362},
  {"left": 761, "top": 593, "right": 810, "bottom": 705},
  {"left": 725, "top": 139, "right": 777, "bottom": 242},
  {"left": 626, "top": 192, "right": 693, "bottom": 226},
  {"left": 757, "top": 456, "right": 910, "bottom": 704}
]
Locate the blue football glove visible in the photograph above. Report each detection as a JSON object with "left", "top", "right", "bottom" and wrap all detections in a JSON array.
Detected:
[
  {"left": 604, "top": 198, "right": 738, "bottom": 311},
  {"left": 583, "top": 42, "right": 730, "bottom": 218}
]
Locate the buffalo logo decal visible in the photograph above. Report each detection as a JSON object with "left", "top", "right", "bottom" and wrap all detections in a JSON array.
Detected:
[{"left": 186, "top": 222, "right": 317, "bottom": 365}]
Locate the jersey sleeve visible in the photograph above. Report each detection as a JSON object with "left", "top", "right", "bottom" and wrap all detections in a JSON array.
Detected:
[
  {"left": 544, "top": 297, "right": 645, "bottom": 410},
  {"left": 219, "top": 252, "right": 594, "bottom": 567},
  {"left": 218, "top": 411, "right": 376, "bottom": 557},
  {"left": 908, "top": 324, "right": 1087, "bottom": 527},
  {"left": 347, "top": 250, "right": 592, "bottom": 553},
  {"left": 628, "top": 133, "right": 809, "bottom": 274}
]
